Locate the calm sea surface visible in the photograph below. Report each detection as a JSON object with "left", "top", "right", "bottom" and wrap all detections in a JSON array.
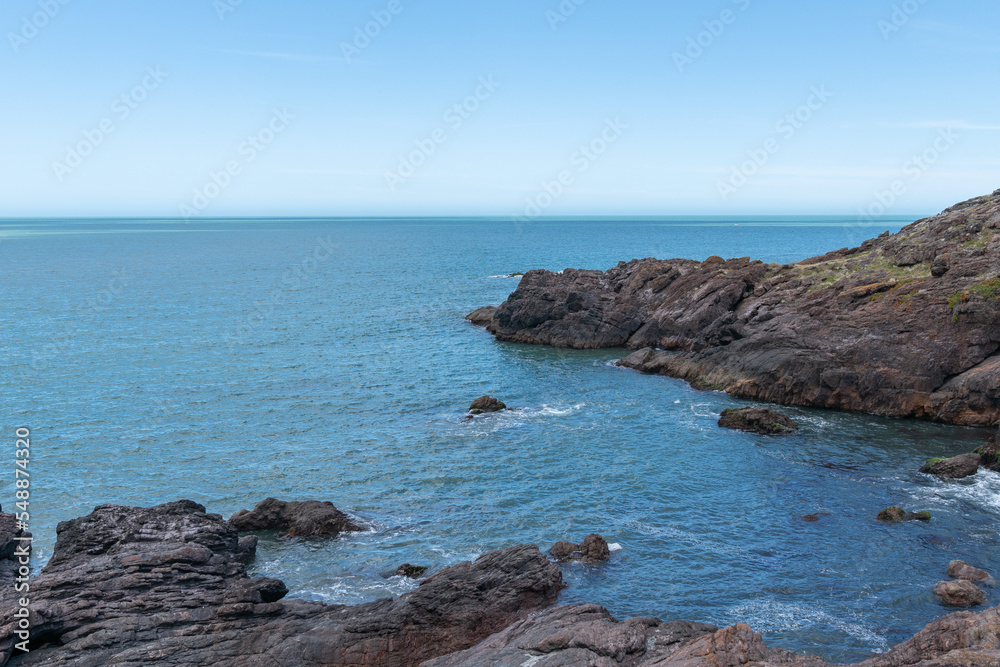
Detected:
[{"left": 1, "top": 217, "right": 996, "bottom": 663}]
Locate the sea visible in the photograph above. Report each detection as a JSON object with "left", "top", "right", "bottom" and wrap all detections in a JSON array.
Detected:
[{"left": 1, "top": 216, "right": 997, "bottom": 663}]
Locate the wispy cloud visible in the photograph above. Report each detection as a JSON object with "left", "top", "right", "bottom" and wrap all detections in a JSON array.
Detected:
[{"left": 213, "top": 49, "right": 347, "bottom": 63}]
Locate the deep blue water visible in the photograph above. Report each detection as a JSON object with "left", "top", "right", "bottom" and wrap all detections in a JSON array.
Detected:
[{"left": 1, "top": 216, "right": 997, "bottom": 663}]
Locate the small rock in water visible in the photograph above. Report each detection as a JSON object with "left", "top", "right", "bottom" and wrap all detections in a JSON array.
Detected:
[
  {"left": 548, "top": 534, "right": 611, "bottom": 563},
  {"left": 800, "top": 513, "right": 830, "bottom": 522},
  {"left": 877, "top": 506, "right": 931, "bottom": 522},
  {"left": 920, "top": 453, "right": 981, "bottom": 479},
  {"left": 469, "top": 395, "right": 507, "bottom": 415},
  {"left": 228, "top": 498, "right": 363, "bottom": 539},
  {"left": 933, "top": 580, "right": 986, "bottom": 607},
  {"left": 948, "top": 560, "right": 991, "bottom": 583},
  {"left": 718, "top": 408, "right": 798, "bottom": 435},
  {"left": 395, "top": 564, "right": 429, "bottom": 579}
]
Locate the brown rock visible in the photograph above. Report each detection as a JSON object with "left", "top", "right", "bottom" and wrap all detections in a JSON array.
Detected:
[
  {"left": 469, "top": 395, "right": 506, "bottom": 414},
  {"left": 948, "top": 560, "right": 991, "bottom": 582},
  {"left": 580, "top": 533, "right": 611, "bottom": 562},
  {"left": 920, "top": 453, "right": 982, "bottom": 479},
  {"left": 933, "top": 580, "right": 987, "bottom": 607},
  {"left": 394, "top": 563, "right": 428, "bottom": 578},
  {"left": 548, "top": 534, "right": 611, "bottom": 563},
  {"left": 877, "top": 506, "right": 931, "bottom": 522},
  {"left": 465, "top": 306, "right": 497, "bottom": 327},
  {"left": 228, "top": 497, "right": 363, "bottom": 538},
  {"left": 719, "top": 407, "right": 799, "bottom": 434}
]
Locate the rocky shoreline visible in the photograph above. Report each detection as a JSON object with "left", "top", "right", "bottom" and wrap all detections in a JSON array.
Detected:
[
  {"left": 470, "top": 189, "right": 1000, "bottom": 426},
  {"left": 1, "top": 500, "right": 997, "bottom": 666}
]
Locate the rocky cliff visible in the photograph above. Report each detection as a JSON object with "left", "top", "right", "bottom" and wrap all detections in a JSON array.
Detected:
[{"left": 473, "top": 189, "right": 1000, "bottom": 426}]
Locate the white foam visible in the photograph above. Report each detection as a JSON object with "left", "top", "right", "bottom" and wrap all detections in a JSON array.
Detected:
[
  {"left": 608, "top": 542, "right": 622, "bottom": 552},
  {"left": 727, "top": 599, "right": 888, "bottom": 652}
]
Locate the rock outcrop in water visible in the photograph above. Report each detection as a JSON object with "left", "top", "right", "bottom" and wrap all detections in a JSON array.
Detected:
[
  {"left": 0, "top": 501, "right": 564, "bottom": 666},
  {"left": 718, "top": 407, "right": 799, "bottom": 434},
  {"left": 468, "top": 395, "right": 507, "bottom": 414},
  {"left": 0, "top": 501, "right": 998, "bottom": 666},
  {"left": 228, "top": 497, "right": 363, "bottom": 538},
  {"left": 920, "top": 452, "right": 983, "bottom": 478},
  {"left": 470, "top": 189, "right": 1000, "bottom": 426},
  {"left": 548, "top": 534, "right": 611, "bottom": 563}
]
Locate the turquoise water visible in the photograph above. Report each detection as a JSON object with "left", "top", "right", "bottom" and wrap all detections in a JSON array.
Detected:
[{"left": 2, "top": 217, "right": 997, "bottom": 663}]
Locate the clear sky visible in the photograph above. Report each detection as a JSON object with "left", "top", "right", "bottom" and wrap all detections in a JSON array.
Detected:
[{"left": 2, "top": 0, "right": 998, "bottom": 217}]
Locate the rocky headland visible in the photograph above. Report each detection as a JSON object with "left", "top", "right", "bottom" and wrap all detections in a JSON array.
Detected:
[
  {"left": 470, "top": 189, "right": 1000, "bottom": 427},
  {"left": 1, "top": 501, "right": 998, "bottom": 666}
]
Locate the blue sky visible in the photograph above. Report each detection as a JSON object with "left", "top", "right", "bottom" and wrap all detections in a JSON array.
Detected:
[{"left": 1, "top": 0, "right": 998, "bottom": 217}]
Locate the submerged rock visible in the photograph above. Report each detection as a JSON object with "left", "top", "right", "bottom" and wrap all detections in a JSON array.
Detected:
[
  {"left": 228, "top": 497, "right": 363, "bottom": 538},
  {"left": 933, "top": 580, "right": 987, "bottom": 607},
  {"left": 474, "top": 189, "right": 1000, "bottom": 426},
  {"left": 718, "top": 407, "right": 798, "bottom": 434},
  {"left": 548, "top": 534, "right": 611, "bottom": 563},
  {"left": 469, "top": 395, "right": 507, "bottom": 414},
  {"left": 920, "top": 453, "right": 982, "bottom": 479},
  {"left": 0, "top": 501, "right": 565, "bottom": 666},
  {"left": 801, "top": 513, "right": 831, "bottom": 522},
  {"left": 948, "top": 560, "right": 991, "bottom": 583},
  {"left": 877, "top": 506, "right": 931, "bottom": 522},
  {"left": 394, "top": 563, "right": 429, "bottom": 578}
]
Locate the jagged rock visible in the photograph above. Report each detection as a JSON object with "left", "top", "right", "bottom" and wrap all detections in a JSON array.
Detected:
[
  {"left": 427, "top": 602, "right": 1000, "bottom": 666},
  {"left": 877, "top": 506, "right": 931, "bottom": 522},
  {"left": 236, "top": 535, "right": 258, "bottom": 565},
  {"left": 0, "top": 511, "right": 31, "bottom": 584},
  {"left": 933, "top": 580, "right": 987, "bottom": 607},
  {"left": 466, "top": 306, "right": 497, "bottom": 327},
  {"left": 228, "top": 498, "right": 363, "bottom": 538},
  {"left": 474, "top": 190, "right": 1000, "bottom": 426},
  {"left": 548, "top": 534, "right": 611, "bottom": 563},
  {"left": 948, "top": 560, "right": 991, "bottom": 582},
  {"left": 921, "top": 453, "right": 983, "bottom": 478},
  {"left": 2, "top": 502, "right": 1000, "bottom": 665},
  {"left": 469, "top": 395, "right": 506, "bottom": 414},
  {"left": 0, "top": 501, "right": 565, "bottom": 666},
  {"left": 719, "top": 407, "right": 799, "bottom": 434},
  {"left": 394, "top": 563, "right": 428, "bottom": 578}
]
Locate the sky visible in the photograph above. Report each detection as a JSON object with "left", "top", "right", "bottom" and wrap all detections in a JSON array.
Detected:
[{"left": 1, "top": 0, "right": 998, "bottom": 218}]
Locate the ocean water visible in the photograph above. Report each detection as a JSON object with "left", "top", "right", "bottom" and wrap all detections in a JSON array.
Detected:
[{"left": 1, "top": 216, "right": 997, "bottom": 663}]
